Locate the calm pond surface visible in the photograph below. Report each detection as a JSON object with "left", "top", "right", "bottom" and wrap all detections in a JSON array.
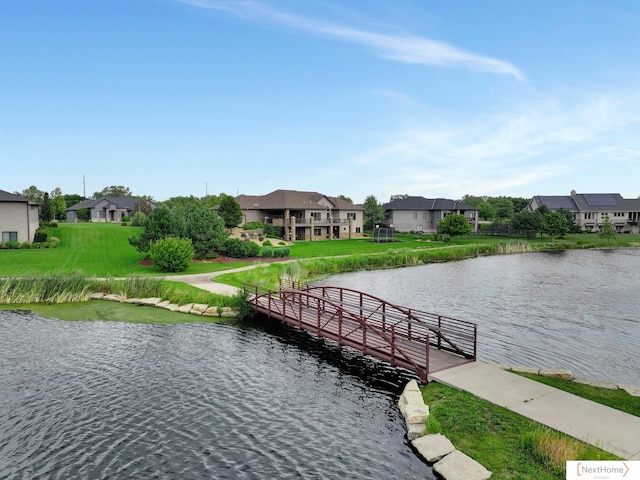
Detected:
[
  {"left": 321, "top": 248, "right": 640, "bottom": 386},
  {"left": 0, "top": 311, "right": 432, "bottom": 479}
]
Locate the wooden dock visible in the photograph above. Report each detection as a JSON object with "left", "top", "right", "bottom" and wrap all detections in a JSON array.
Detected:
[{"left": 247, "top": 283, "right": 477, "bottom": 382}]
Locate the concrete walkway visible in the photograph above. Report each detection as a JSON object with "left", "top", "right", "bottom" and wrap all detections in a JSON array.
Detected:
[
  {"left": 429, "top": 361, "right": 640, "bottom": 460},
  {"left": 164, "top": 265, "right": 260, "bottom": 295}
]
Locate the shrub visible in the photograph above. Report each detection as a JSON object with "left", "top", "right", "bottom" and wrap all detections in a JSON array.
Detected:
[
  {"left": 33, "top": 228, "right": 48, "bottom": 243},
  {"left": 122, "top": 216, "right": 130, "bottom": 223},
  {"left": 222, "top": 238, "right": 260, "bottom": 258},
  {"left": 3, "top": 241, "right": 20, "bottom": 249},
  {"left": 243, "top": 221, "right": 266, "bottom": 230},
  {"left": 281, "top": 247, "right": 290, "bottom": 257},
  {"left": 262, "top": 239, "right": 273, "bottom": 247},
  {"left": 20, "top": 242, "right": 31, "bottom": 249},
  {"left": 48, "top": 237, "right": 61, "bottom": 248},
  {"left": 150, "top": 237, "right": 194, "bottom": 272},
  {"left": 261, "top": 247, "right": 273, "bottom": 258},
  {"left": 132, "top": 211, "right": 147, "bottom": 227}
]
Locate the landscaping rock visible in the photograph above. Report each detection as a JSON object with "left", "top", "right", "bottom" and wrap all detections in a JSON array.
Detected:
[
  {"left": 162, "top": 303, "right": 180, "bottom": 312},
  {"left": 406, "top": 420, "right": 426, "bottom": 441},
  {"left": 203, "top": 306, "right": 221, "bottom": 317},
  {"left": 619, "top": 384, "right": 640, "bottom": 397},
  {"left": 509, "top": 365, "right": 539, "bottom": 375},
  {"left": 177, "top": 304, "right": 193, "bottom": 313},
  {"left": 412, "top": 434, "right": 455, "bottom": 463},
  {"left": 220, "top": 308, "right": 237, "bottom": 318},
  {"left": 539, "top": 368, "right": 573, "bottom": 380},
  {"left": 433, "top": 450, "right": 492, "bottom": 480},
  {"left": 90, "top": 292, "right": 104, "bottom": 300},
  {"left": 156, "top": 300, "right": 171, "bottom": 309},
  {"left": 136, "top": 297, "right": 162, "bottom": 306},
  {"left": 103, "top": 294, "right": 122, "bottom": 302},
  {"left": 404, "top": 404, "right": 430, "bottom": 424},
  {"left": 573, "top": 377, "right": 618, "bottom": 390},
  {"left": 191, "top": 303, "right": 208, "bottom": 313}
]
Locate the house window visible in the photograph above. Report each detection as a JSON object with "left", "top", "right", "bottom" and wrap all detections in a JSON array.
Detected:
[
  {"left": 423, "top": 212, "right": 427, "bottom": 219},
  {"left": 355, "top": 227, "right": 361, "bottom": 233},
  {"left": 2, "top": 232, "right": 18, "bottom": 243},
  {"left": 313, "top": 228, "right": 322, "bottom": 237},
  {"left": 585, "top": 213, "right": 593, "bottom": 220},
  {"left": 415, "top": 225, "right": 423, "bottom": 232},
  {"left": 347, "top": 212, "right": 357, "bottom": 220},
  {"left": 311, "top": 212, "right": 322, "bottom": 221},
  {"left": 413, "top": 212, "right": 417, "bottom": 219}
]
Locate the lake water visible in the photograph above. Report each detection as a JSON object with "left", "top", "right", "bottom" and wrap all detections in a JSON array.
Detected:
[
  {"left": 321, "top": 248, "right": 640, "bottom": 386},
  {"left": 0, "top": 311, "right": 433, "bottom": 479}
]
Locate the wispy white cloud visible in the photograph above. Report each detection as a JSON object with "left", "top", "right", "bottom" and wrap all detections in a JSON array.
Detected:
[
  {"left": 349, "top": 91, "right": 640, "bottom": 199},
  {"left": 176, "top": 0, "right": 524, "bottom": 80}
]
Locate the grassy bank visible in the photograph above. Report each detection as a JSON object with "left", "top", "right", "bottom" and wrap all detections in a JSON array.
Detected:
[
  {"left": 422, "top": 382, "right": 619, "bottom": 480},
  {"left": 0, "top": 274, "right": 240, "bottom": 309}
]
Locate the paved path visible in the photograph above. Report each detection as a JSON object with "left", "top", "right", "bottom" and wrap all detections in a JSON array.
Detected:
[
  {"left": 429, "top": 361, "right": 640, "bottom": 460},
  {"left": 164, "top": 266, "right": 259, "bottom": 295}
]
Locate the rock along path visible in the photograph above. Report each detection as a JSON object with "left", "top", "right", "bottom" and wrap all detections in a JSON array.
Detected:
[{"left": 429, "top": 361, "right": 640, "bottom": 460}]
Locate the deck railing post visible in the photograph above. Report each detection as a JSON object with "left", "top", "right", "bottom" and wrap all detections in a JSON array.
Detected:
[
  {"left": 408, "top": 309, "right": 412, "bottom": 340},
  {"left": 391, "top": 324, "right": 395, "bottom": 362},
  {"left": 438, "top": 316, "right": 442, "bottom": 350},
  {"left": 425, "top": 333, "right": 430, "bottom": 379}
]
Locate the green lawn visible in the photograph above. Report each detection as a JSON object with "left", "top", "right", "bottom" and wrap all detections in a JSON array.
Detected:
[{"left": 0, "top": 223, "right": 250, "bottom": 277}]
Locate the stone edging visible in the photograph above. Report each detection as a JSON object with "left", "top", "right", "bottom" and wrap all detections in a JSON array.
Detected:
[
  {"left": 89, "top": 293, "right": 239, "bottom": 318},
  {"left": 398, "top": 380, "right": 492, "bottom": 480},
  {"left": 491, "top": 363, "right": 640, "bottom": 397}
]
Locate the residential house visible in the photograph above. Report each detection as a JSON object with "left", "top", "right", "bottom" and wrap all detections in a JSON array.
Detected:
[
  {"left": 0, "top": 189, "right": 40, "bottom": 243},
  {"left": 382, "top": 195, "right": 479, "bottom": 233},
  {"left": 526, "top": 191, "right": 640, "bottom": 233},
  {"left": 235, "top": 189, "right": 364, "bottom": 241},
  {"left": 66, "top": 197, "right": 156, "bottom": 223}
]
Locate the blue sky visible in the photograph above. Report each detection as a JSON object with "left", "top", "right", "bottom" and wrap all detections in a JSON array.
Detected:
[{"left": 2, "top": 0, "right": 640, "bottom": 203}]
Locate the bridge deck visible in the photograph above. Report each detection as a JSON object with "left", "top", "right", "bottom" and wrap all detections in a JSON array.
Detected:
[{"left": 250, "top": 286, "right": 475, "bottom": 382}]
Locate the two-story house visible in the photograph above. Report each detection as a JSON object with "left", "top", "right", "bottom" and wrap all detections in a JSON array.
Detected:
[
  {"left": 526, "top": 191, "right": 640, "bottom": 233},
  {"left": 235, "top": 189, "right": 364, "bottom": 241},
  {"left": 382, "top": 195, "right": 479, "bottom": 233},
  {"left": 0, "top": 189, "right": 40, "bottom": 243}
]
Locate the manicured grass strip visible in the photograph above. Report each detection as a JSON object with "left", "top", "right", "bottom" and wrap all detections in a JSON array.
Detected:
[
  {"left": 0, "top": 302, "right": 227, "bottom": 324},
  {"left": 516, "top": 373, "right": 640, "bottom": 417},
  {"left": 421, "top": 382, "right": 618, "bottom": 480}
]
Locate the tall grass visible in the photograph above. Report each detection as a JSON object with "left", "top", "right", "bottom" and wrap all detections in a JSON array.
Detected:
[
  {"left": 0, "top": 273, "right": 94, "bottom": 304},
  {"left": 494, "top": 242, "right": 534, "bottom": 255}
]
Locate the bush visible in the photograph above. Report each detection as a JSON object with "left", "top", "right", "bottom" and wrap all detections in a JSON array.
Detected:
[
  {"left": 261, "top": 247, "right": 273, "bottom": 258},
  {"left": 2, "top": 241, "right": 20, "bottom": 249},
  {"left": 262, "top": 240, "right": 273, "bottom": 247},
  {"left": 222, "top": 238, "right": 260, "bottom": 258},
  {"left": 243, "top": 222, "right": 266, "bottom": 230},
  {"left": 48, "top": 237, "right": 61, "bottom": 248},
  {"left": 33, "top": 228, "right": 48, "bottom": 243},
  {"left": 122, "top": 216, "right": 130, "bottom": 223},
  {"left": 150, "top": 237, "right": 194, "bottom": 272},
  {"left": 132, "top": 211, "right": 147, "bottom": 227},
  {"left": 20, "top": 242, "right": 31, "bottom": 249}
]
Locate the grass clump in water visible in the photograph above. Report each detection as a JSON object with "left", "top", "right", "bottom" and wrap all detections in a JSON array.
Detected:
[{"left": 0, "top": 273, "right": 94, "bottom": 304}]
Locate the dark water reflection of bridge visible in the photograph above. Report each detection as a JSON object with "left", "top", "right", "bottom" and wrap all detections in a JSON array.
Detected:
[{"left": 248, "top": 282, "right": 477, "bottom": 382}]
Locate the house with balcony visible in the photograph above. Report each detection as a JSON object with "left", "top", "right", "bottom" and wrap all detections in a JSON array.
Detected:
[
  {"left": 382, "top": 195, "right": 479, "bottom": 233},
  {"left": 235, "top": 189, "right": 364, "bottom": 241},
  {"left": 526, "top": 191, "right": 640, "bottom": 233},
  {"left": 66, "top": 197, "right": 156, "bottom": 223},
  {"left": 0, "top": 189, "right": 40, "bottom": 243}
]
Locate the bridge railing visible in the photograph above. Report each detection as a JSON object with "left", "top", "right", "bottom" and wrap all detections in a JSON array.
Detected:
[
  {"left": 246, "top": 283, "right": 431, "bottom": 381},
  {"left": 301, "top": 285, "right": 476, "bottom": 360}
]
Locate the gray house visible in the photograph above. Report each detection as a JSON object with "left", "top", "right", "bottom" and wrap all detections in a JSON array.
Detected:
[
  {"left": 0, "top": 189, "right": 40, "bottom": 243},
  {"left": 66, "top": 197, "right": 156, "bottom": 223},
  {"left": 526, "top": 191, "right": 640, "bottom": 233},
  {"left": 383, "top": 195, "right": 479, "bottom": 233},
  {"left": 235, "top": 189, "right": 364, "bottom": 241}
]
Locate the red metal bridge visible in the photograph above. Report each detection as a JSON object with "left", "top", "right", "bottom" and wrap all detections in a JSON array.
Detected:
[{"left": 247, "top": 282, "right": 477, "bottom": 382}]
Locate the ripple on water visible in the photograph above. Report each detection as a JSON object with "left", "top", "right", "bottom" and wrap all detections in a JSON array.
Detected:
[{"left": 0, "top": 312, "right": 433, "bottom": 480}]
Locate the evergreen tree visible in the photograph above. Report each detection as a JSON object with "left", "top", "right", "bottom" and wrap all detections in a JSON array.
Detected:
[
  {"left": 217, "top": 195, "right": 243, "bottom": 229},
  {"left": 184, "top": 207, "right": 228, "bottom": 259},
  {"left": 363, "top": 195, "right": 386, "bottom": 228},
  {"left": 40, "top": 192, "right": 52, "bottom": 222},
  {"left": 128, "top": 206, "right": 181, "bottom": 253}
]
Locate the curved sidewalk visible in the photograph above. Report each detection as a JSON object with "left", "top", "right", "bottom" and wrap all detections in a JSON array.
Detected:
[{"left": 429, "top": 361, "right": 640, "bottom": 460}]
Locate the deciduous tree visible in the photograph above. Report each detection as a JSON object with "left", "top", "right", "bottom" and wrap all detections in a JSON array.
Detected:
[
  {"left": 436, "top": 214, "right": 473, "bottom": 237},
  {"left": 363, "top": 195, "right": 386, "bottom": 228}
]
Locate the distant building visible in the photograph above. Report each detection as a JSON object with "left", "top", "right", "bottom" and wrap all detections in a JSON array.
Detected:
[
  {"left": 235, "top": 189, "right": 364, "bottom": 241},
  {"left": 0, "top": 189, "right": 40, "bottom": 243},
  {"left": 66, "top": 197, "right": 156, "bottom": 223},
  {"left": 383, "top": 196, "right": 479, "bottom": 233},
  {"left": 526, "top": 191, "right": 640, "bottom": 233}
]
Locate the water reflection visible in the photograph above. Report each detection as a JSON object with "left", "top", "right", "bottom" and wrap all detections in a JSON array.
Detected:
[{"left": 0, "top": 312, "right": 433, "bottom": 480}]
